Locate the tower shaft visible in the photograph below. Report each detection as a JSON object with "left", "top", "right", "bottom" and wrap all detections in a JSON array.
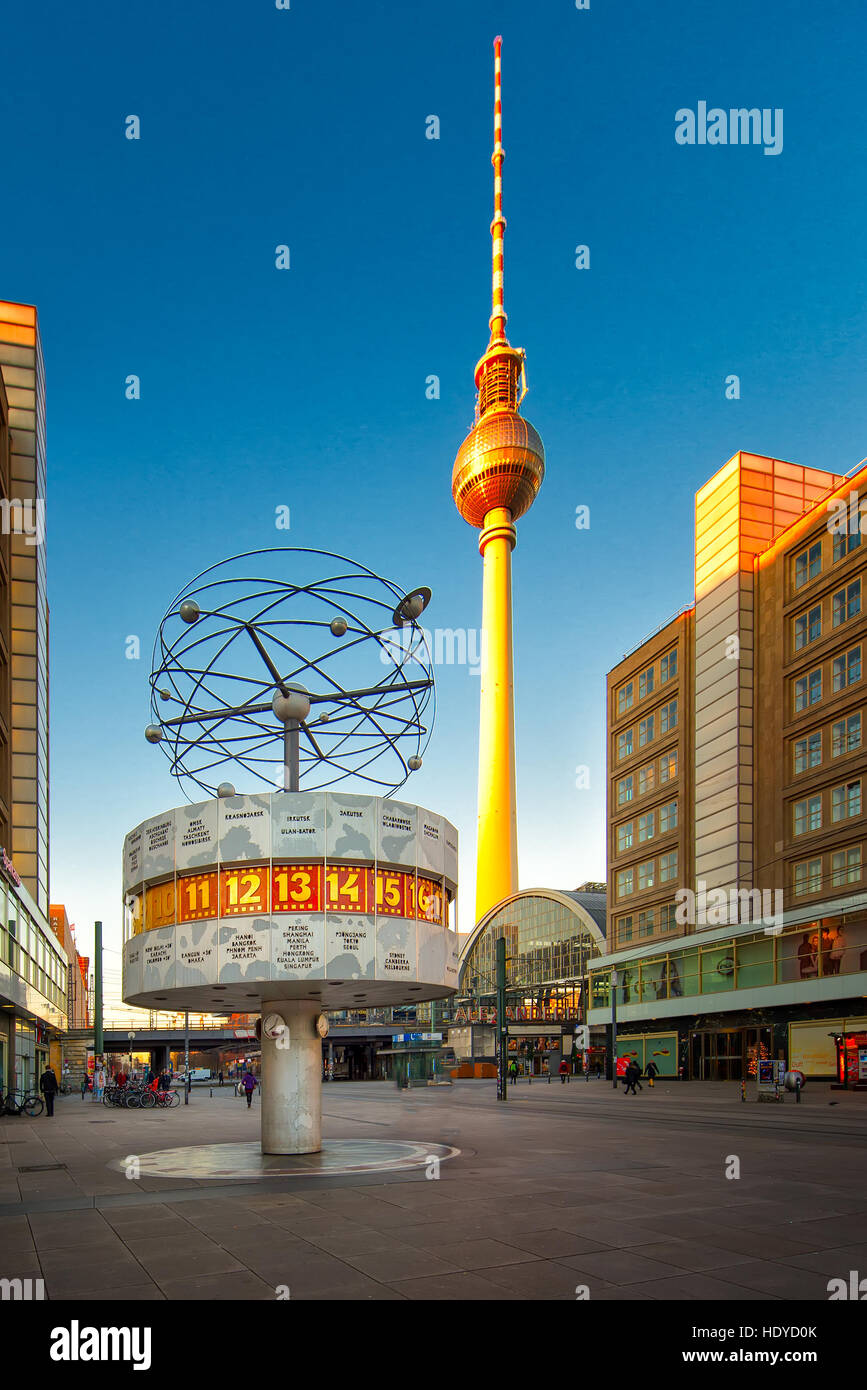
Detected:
[{"left": 475, "top": 508, "right": 518, "bottom": 920}]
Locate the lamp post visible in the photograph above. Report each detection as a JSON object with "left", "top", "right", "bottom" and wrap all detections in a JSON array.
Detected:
[{"left": 184, "top": 1009, "right": 190, "bottom": 1104}]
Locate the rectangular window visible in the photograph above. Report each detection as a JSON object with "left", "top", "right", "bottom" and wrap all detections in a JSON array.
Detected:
[
  {"left": 638, "top": 860, "right": 655, "bottom": 891},
  {"left": 794, "top": 858, "right": 823, "bottom": 895},
  {"left": 833, "top": 580, "right": 861, "bottom": 628},
  {"left": 639, "top": 666, "right": 655, "bottom": 699},
  {"left": 833, "top": 646, "right": 862, "bottom": 693},
  {"left": 794, "top": 541, "right": 822, "bottom": 588},
  {"left": 618, "top": 915, "right": 633, "bottom": 943},
  {"left": 617, "top": 681, "right": 634, "bottom": 716},
  {"left": 638, "top": 764, "right": 655, "bottom": 797},
  {"left": 638, "top": 715, "right": 655, "bottom": 748},
  {"left": 659, "top": 850, "right": 678, "bottom": 883},
  {"left": 831, "top": 780, "right": 861, "bottom": 823},
  {"left": 616, "top": 821, "right": 633, "bottom": 852},
  {"left": 638, "top": 910, "right": 655, "bottom": 938},
  {"left": 795, "top": 670, "right": 822, "bottom": 711},
  {"left": 660, "top": 699, "right": 678, "bottom": 734},
  {"left": 616, "top": 868, "right": 634, "bottom": 899},
  {"left": 638, "top": 812, "right": 654, "bottom": 843},
  {"left": 833, "top": 527, "right": 862, "bottom": 562},
  {"left": 617, "top": 729, "right": 634, "bottom": 761},
  {"left": 617, "top": 775, "right": 634, "bottom": 805},
  {"left": 659, "top": 799, "right": 678, "bottom": 834},
  {"left": 794, "top": 606, "right": 822, "bottom": 650},
  {"left": 831, "top": 846, "right": 862, "bottom": 886},
  {"left": 793, "top": 795, "right": 822, "bottom": 835},
  {"left": 659, "top": 750, "right": 678, "bottom": 783},
  {"left": 660, "top": 649, "right": 678, "bottom": 684},
  {"left": 794, "top": 732, "right": 822, "bottom": 773},
  {"left": 832, "top": 713, "right": 862, "bottom": 757},
  {"left": 659, "top": 903, "right": 678, "bottom": 932}
]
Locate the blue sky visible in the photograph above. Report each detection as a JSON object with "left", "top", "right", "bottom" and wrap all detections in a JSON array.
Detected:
[{"left": 2, "top": 0, "right": 866, "bottom": 999}]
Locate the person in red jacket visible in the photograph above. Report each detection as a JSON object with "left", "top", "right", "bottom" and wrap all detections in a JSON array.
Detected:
[{"left": 558, "top": 1057, "right": 570, "bottom": 1084}]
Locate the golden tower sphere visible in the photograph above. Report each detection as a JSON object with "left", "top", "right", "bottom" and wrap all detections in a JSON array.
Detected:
[{"left": 451, "top": 409, "right": 546, "bottom": 530}]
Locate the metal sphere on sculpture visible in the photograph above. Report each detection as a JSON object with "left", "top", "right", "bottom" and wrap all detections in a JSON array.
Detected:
[
  {"left": 144, "top": 724, "right": 163, "bottom": 744},
  {"left": 271, "top": 686, "right": 311, "bottom": 723},
  {"left": 179, "top": 599, "right": 200, "bottom": 624}
]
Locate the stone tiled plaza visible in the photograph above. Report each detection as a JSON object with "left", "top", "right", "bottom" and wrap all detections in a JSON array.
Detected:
[{"left": 3, "top": 1080, "right": 866, "bottom": 1301}]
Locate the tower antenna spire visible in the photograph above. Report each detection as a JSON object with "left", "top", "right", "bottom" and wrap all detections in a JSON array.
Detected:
[{"left": 490, "top": 35, "right": 507, "bottom": 348}]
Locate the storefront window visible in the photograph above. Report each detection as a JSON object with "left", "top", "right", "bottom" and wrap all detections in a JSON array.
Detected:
[
  {"left": 735, "top": 934, "right": 774, "bottom": 989},
  {"left": 700, "top": 945, "right": 736, "bottom": 993}
]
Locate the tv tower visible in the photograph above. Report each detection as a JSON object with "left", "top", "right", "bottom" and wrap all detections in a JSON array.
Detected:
[{"left": 451, "top": 37, "right": 546, "bottom": 923}]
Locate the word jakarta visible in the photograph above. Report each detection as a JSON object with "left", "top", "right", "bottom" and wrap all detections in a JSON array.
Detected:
[
  {"left": 675, "top": 103, "right": 783, "bottom": 156},
  {"left": 50, "top": 1322, "right": 151, "bottom": 1371}
]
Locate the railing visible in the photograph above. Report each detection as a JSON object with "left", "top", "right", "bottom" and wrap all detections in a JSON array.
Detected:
[{"left": 103, "top": 1013, "right": 258, "bottom": 1033}]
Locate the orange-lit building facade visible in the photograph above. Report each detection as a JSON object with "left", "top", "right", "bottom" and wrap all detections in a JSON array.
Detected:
[
  {"left": 49, "top": 904, "right": 90, "bottom": 1030},
  {"left": 595, "top": 453, "right": 867, "bottom": 1080}
]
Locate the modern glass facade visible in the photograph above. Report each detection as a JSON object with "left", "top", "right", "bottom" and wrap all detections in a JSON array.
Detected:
[
  {"left": 0, "top": 869, "right": 66, "bottom": 1092},
  {"left": 459, "top": 890, "right": 606, "bottom": 997}
]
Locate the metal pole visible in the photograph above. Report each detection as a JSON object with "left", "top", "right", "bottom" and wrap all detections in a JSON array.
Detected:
[
  {"left": 94, "top": 922, "right": 104, "bottom": 1061},
  {"left": 611, "top": 968, "right": 618, "bottom": 1090},
  {"left": 496, "top": 935, "right": 507, "bottom": 1102},
  {"left": 283, "top": 721, "right": 300, "bottom": 792},
  {"left": 184, "top": 1009, "right": 190, "bottom": 1104}
]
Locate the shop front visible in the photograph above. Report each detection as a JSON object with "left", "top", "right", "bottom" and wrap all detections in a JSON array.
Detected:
[{"left": 688, "top": 1025, "right": 773, "bottom": 1081}]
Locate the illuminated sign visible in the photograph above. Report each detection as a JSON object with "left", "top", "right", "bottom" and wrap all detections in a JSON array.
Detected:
[
  {"left": 145, "top": 881, "right": 176, "bottom": 931},
  {"left": 179, "top": 871, "right": 219, "bottom": 922},
  {"left": 272, "top": 864, "right": 324, "bottom": 913},
  {"left": 325, "top": 865, "right": 372, "bottom": 914},
  {"left": 220, "top": 865, "right": 270, "bottom": 917},
  {"left": 0, "top": 846, "right": 21, "bottom": 887},
  {"left": 375, "top": 869, "right": 407, "bottom": 917}
]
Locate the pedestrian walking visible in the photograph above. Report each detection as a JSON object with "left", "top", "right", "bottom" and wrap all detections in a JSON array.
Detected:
[
  {"left": 39, "top": 1064, "right": 58, "bottom": 1117},
  {"left": 558, "top": 1057, "right": 570, "bottom": 1085},
  {"left": 623, "top": 1060, "right": 642, "bottom": 1096},
  {"left": 241, "top": 1068, "right": 258, "bottom": 1109},
  {"left": 644, "top": 1060, "right": 659, "bottom": 1088},
  {"left": 80, "top": 1074, "right": 88, "bottom": 1099},
  {"left": 92, "top": 1064, "right": 106, "bottom": 1103},
  {"left": 508, "top": 1059, "right": 518, "bottom": 1086},
  {"left": 218, "top": 1070, "right": 224, "bottom": 1087}
]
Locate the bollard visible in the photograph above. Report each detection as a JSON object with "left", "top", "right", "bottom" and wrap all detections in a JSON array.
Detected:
[
  {"left": 795, "top": 1080, "right": 802, "bottom": 1104},
  {"left": 740, "top": 1078, "right": 746, "bottom": 1103}
]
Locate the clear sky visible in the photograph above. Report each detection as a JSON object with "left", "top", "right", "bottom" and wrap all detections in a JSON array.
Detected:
[{"left": 1, "top": 0, "right": 866, "bottom": 1007}]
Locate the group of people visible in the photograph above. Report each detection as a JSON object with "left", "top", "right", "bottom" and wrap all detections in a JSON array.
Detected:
[{"left": 622, "top": 1059, "right": 659, "bottom": 1094}]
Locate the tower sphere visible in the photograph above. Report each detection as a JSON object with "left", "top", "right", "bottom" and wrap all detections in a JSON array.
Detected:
[{"left": 452, "top": 409, "right": 545, "bottom": 530}]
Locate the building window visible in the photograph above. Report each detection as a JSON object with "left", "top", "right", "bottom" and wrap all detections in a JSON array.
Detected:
[
  {"left": 639, "top": 666, "right": 655, "bottom": 699},
  {"left": 794, "top": 670, "right": 822, "bottom": 712},
  {"left": 794, "top": 858, "right": 822, "bottom": 895},
  {"left": 659, "top": 903, "right": 678, "bottom": 932},
  {"left": 831, "top": 780, "right": 861, "bottom": 823},
  {"left": 832, "top": 713, "right": 862, "bottom": 757},
  {"left": 617, "top": 681, "right": 634, "bottom": 715},
  {"left": 616, "top": 821, "right": 633, "bottom": 852},
  {"left": 833, "top": 580, "right": 861, "bottom": 628},
  {"left": 831, "top": 846, "right": 862, "bottom": 886},
  {"left": 617, "top": 730, "right": 633, "bottom": 761},
  {"left": 659, "top": 850, "right": 678, "bottom": 883},
  {"left": 833, "top": 646, "right": 862, "bottom": 693},
  {"left": 638, "top": 860, "right": 655, "bottom": 891},
  {"left": 794, "top": 541, "right": 822, "bottom": 589},
  {"left": 660, "top": 699, "right": 678, "bottom": 734},
  {"left": 638, "top": 910, "right": 655, "bottom": 938},
  {"left": 794, "top": 732, "right": 822, "bottom": 773},
  {"left": 660, "top": 649, "right": 678, "bottom": 684},
  {"left": 659, "top": 750, "right": 678, "bottom": 783},
  {"left": 833, "top": 528, "right": 862, "bottom": 562},
  {"left": 638, "top": 764, "right": 655, "bottom": 796},
  {"left": 793, "top": 795, "right": 822, "bottom": 835},
  {"left": 617, "top": 775, "right": 634, "bottom": 805},
  {"left": 616, "top": 868, "right": 634, "bottom": 899},
  {"left": 618, "top": 915, "right": 633, "bottom": 943},
  {"left": 638, "top": 715, "right": 655, "bottom": 748},
  {"left": 659, "top": 799, "right": 678, "bottom": 834},
  {"left": 638, "top": 812, "right": 654, "bottom": 843},
  {"left": 794, "top": 606, "right": 822, "bottom": 650}
]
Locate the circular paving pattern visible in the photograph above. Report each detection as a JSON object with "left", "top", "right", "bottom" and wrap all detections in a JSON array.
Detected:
[{"left": 110, "top": 1138, "right": 460, "bottom": 1180}]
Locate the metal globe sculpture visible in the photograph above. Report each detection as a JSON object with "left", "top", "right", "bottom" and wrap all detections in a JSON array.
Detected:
[{"left": 146, "top": 548, "right": 435, "bottom": 799}]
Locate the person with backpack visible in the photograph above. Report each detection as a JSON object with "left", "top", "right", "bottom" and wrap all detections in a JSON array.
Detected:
[
  {"left": 558, "top": 1057, "right": 570, "bottom": 1085},
  {"left": 645, "top": 1060, "right": 659, "bottom": 1088},
  {"left": 241, "top": 1068, "right": 258, "bottom": 1109},
  {"left": 508, "top": 1059, "right": 518, "bottom": 1086},
  {"left": 623, "top": 1060, "right": 642, "bottom": 1096}
]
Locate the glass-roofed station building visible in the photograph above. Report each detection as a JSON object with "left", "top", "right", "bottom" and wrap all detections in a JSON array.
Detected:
[{"left": 450, "top": 886, "right": 607, "bottom": 1076}]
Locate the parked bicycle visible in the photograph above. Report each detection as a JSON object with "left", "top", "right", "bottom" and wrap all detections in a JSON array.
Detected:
[{"left": 1, "top": 1088, "right": 44, "bottom": 1117}]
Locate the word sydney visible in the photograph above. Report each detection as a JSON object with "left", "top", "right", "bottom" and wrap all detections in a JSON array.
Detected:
[{"left": 675, "top": 103, "right": 783, "bottom": 156}]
